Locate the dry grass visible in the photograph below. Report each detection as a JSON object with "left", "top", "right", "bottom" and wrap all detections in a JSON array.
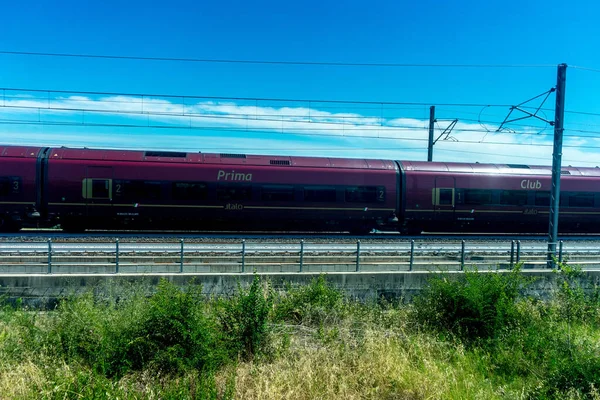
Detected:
[{"left": 233, "top": 327, "right": 515, "bottom": 400}]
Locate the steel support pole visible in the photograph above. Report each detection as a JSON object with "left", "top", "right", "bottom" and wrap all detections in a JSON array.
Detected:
[
  {"left": 47, "top": 239, "right": 52, "bottom": 274},
  {"left": 409, "top": 239, "right": 415, "bottom": 271},
  {"left": 241, "top": 240, "right": 246, "bottom": 273},
  {"left": 510, "top": 240, "right": 515, "bottom": 269},
  {"left": 115, "top": 239, "right": 119, "bottom": 274},
  {"left": 299, "top": 240, "right": 304, "bottom": 272},
  {"left": 356, "top": 240, "right": 361, "bottom": 272},
  {"left": 547, "top": 63, "right": 567, "bottom": 268},
  {"left": 427, "top": 106, "right": 435, "bottom": 162},
  {"left": 558, "top": 240, "right": 564, "bottom": 265},
  {"left": 180, "top": 239, "right": 184, "bottom": 273},
  {"left": 516, "top": 240, "right": 521, "bottom": 264},
  {"left": 460, "top": 240, "right": 465, "bottom": 270}
]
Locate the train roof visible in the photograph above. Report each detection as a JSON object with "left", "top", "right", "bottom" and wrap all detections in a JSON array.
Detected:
[
  {"left": 0, "top": 146, "right": 44, "bottom": 158},
  {"left": 46, "top": 146, "right": 397, "bottom": 170},
  {"left": 400, "top": 161, "right": 600, "bottom": 177}
]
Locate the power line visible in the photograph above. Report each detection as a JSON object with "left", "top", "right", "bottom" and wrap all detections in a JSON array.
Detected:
[
  {"left": 0, "top": 119, "right": 571, "bottom": 147},
  {"left": 1, "top": 103, "right": 551, "bottom": 134},
  {"left": 0, "top": 50, "right": 557, "bottom": 69},
  {"left": 0, "top": 87, "right": 513, "bottom": 108},
  {"left": 571, "top": 65, "right": 600, "bottom": 73},
  {"left": 0, "top": 116, "right": 552, "bottom": 138},
  {"left": 6, "top": 87, "right": 600, "bottom": 140}
]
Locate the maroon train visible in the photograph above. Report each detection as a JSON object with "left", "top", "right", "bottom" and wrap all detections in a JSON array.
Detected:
[{"left": 1, "top": 144, "right": 599, "bottom": 234}]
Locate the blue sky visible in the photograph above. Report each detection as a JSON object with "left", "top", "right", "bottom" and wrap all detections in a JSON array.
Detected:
[{"left": 2, "top": 0, "right": 600, "bottom": 165}]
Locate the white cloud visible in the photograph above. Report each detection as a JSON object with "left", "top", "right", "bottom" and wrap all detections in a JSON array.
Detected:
[{"left": 0, "top": 93, "right": 595, "bottom": 166}]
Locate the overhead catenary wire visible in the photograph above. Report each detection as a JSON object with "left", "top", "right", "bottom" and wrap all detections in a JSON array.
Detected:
[
  {"left": 0, "top": 103, "right": 552, "bottom": 133},
  {"left": 0, "top": 87, "right": 516, "bottom": 108},
  {"left": 5, "top": 87, "right": 600, "bottom": 155},
  {"left": 0, "top": 50, "right": 558, "bottom": 69},
  {"left": 570, "top": 65, "right": 600, "bottom": 73},
  {"left": 0, "top": 119, "right": 579, "bottom": 148},
  {"left": 6, "top": 88, "right": 600, "bottom": 143}
]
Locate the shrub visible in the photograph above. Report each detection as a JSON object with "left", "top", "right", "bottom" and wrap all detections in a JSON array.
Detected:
[
  {"left": 219, "top": 274, "right": 272, "bottom": 360},
  {"left": 273, "top": 274, "right": 344, "bottom": 325},
  {"left": 412, "top": 266, "right": 528, "bottom": 342},
  {"left": 50, "top": 279, "right": 226, "bottom": 377},
  {"left": 125, "top": 279, "right": 224, "bottom": 374},
  {"left": 553, "top": 263, "right": 600, "bottom": 324}
]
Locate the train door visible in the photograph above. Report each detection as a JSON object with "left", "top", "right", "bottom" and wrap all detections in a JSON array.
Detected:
[
  {"left": 433, "top": 176, "right": 455, "bottom": 224},
  {"left": 84, "top": 167, "right": 113, "bottom": 221}
]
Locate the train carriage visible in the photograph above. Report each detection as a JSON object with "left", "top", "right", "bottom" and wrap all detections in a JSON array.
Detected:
[
  {"left": 0, "top": 146, "right": 44, "bottom": 231},
  {"left": 44, "top": 148, "right": 400, "bottom": 233},
  {"left": 399, "top": 161, "right": 600, "bottom": 233}
]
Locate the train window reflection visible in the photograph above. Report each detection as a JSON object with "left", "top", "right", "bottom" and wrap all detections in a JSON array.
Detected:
[
  {"left": 304, "top": 186, "right": 337, "bottom": 202},
  {"left": 569, "top": 192, "right": 594, "bottom": 208},
  {"left": 464, "top": 189, "right": 492, "bottom": 205},
  {"left": 345, "top": 186, "right": 380, "bottom": 203},
  {"left": 217, "top": 184, "right": 252, "bottom": 201},
  {"left": 172, "top": 182, "right": 208, "bottom": 201},
  {"left": 535, "top": 191, "right": 550, "bottom": 206},
  {"left": 261, "top": 185, "right": 294, "bottom": 201},
  {"left": 500, "top": 190, "right": 527, "bottom": 206},
  {"left": 439, "top": 189, "right": 453, "bottom": 205}
]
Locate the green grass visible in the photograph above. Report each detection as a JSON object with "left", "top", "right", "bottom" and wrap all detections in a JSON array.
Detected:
[{"left": 1, "top": 267, "right": 600, "bottom": 399}]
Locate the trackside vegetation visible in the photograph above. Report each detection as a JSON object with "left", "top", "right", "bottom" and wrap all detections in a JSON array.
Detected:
[{"left": 1, "top": 266, "right": 600, "bottom": 399}]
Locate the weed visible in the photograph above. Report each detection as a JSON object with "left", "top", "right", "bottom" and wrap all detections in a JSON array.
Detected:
[
  {"left": 412, "top": 265, "right": 529, "bottom": 342},
  {"left": 219, "top": 273, "right": 272, "bottom": 360},
  {"left": 273, "top": 274, "right": 344, "bottom": 325}
]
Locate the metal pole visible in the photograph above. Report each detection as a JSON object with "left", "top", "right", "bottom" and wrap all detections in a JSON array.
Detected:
[
  {"left": 460, "top": 240, "right": 465, "bottom": 270},
  {"left": 427, "top": 106, "right": 435, "bottom": 162},
  {"left": 180, "top": 239, "right": 184, "bottom": 273},
  {"left": 299, "top": 240, "right": 304, "bottom": 272},
  {"left": 47, "top": 239, "right": 52, "bottom": 274},
  {"left": 510, "top": 240, "right": 515, "bottom": 269},
  {"left": 115, "top": 239, "right": 119, "bottom": 274},
  {"left": 409, "top": 239, "right": 414, "bottom": 271},
  {"left": 241, "top": 239, "right": 246, "bottom": 273},
  {"left": 558, "top": 240, "right": 564, "bottom": 266},
  {"left": 356, "top": 240, "right": 361, "bottom": 272},
  {"left": 548, "top": 63, "right": 568, "bottom": 268},
  {"left": 516, "top": 240, "right": 521, "bottom": 264}
]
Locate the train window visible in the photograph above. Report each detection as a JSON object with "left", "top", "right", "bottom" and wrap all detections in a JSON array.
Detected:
[
  {"left": 535, "top": 191, "right": 550, "bottom": 207},
  {"left": 92, "top": 179, "right": 110, "bottom": 199},
  {"left": 569, "top": 192, "right": 595, "bottom": 208},
  {"left": 464, "top": 189, "right": 492, "bottom": 205},
  {"left": 217, "top": 184, "right": 252, "bottom": 201},
  {"left": 345, "top": 186, "right": 384, "bottom": 203},
  {"left": 261, "top": 185, "right": 294, "bottom": 201},
  {"left": 141, "top": 182, "right": 162, "bottom": 200},
  {"left": 304, "top": 186, "right": 337, "bottom": 202},
  {"left": 500, "top": 190, "right": 528, "bottom": 206},
  {"left": 112, "top": 180, "right": 162, "bottom": 200},
  {"left": 0, "top": 178, "right": 9, "bottom": 196},
  {"left": 439, "top": 189, "right": 453, "bottom": 205},
  {"left": 0, "top": 177, "right": 21, "bottom": 196},
  {"left": 172, "top": 182, "right": 208, "bottom": 201}
]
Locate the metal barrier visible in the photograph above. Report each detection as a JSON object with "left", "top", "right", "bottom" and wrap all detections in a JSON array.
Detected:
[{"left": 0, "top": 238, "right": 596, "bottom": 275}]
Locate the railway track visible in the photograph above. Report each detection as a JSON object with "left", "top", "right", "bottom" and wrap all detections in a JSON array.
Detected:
[{"left": 4, "top": 229, "right": 600, "bottom": 242}]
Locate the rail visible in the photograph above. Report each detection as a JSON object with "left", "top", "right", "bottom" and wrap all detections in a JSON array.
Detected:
[{"left": 0, "top": 238, "right": 596, "bottom": 274}]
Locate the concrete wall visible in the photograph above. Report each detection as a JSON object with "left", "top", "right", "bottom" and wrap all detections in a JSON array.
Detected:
[{"left": 1, "top": 270, "right": 600, "bottom": 308}]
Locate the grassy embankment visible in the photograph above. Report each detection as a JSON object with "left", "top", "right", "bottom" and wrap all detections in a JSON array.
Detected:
[{"left": 1, "top": 264, "right": 600, "bottom": 399}]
